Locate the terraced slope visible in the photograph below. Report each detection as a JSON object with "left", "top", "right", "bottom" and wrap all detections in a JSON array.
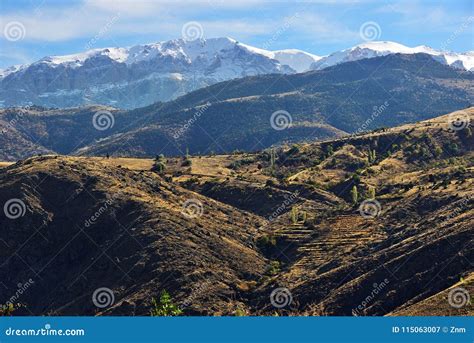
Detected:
[{"left": 1, "top": 108, "right": 472, "bottom": 316}]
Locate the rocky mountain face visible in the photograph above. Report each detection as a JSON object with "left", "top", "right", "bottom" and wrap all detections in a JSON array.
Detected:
[
  {"left": 0, "top": 38, "right": 317, "bottom": 109},
  {"left": 1, "top": 108, "right": 472, "bottom": 316},
  {"left": 1, "top": 38, "right": 472, "bottom": 110}
]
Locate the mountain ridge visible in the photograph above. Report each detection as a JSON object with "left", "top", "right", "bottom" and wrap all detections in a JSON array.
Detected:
[
  {"left": 311, "top": 41, "right": 474, "bottom": 71},
  {"left": 0, "top": 53, "right": 472, "bottom": 161},
  {"left": 1, "top": 38, "right": 472, "bottom": 110}
]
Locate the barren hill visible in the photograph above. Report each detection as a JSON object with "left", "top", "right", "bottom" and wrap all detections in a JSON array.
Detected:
[{"left": 1, "top": 108, "right": 472, "bottom": 316}]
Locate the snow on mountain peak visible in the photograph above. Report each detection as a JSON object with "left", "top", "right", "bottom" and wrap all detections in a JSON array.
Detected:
[
  {"left": 33, "top": 47, "right": 130, "bottom": 70},
  {"left": 10, "top": 37, "right": 320, "bottom": 75},
  {"left": 1, "top": 37, "right": 472, "bottom": 110},
  {"left": 311, "top": 41, "right": 474, "bottom": 71}
]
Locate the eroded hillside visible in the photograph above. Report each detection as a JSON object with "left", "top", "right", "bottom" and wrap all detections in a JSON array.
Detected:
[{"left": 1, "top": 108, "right": 472, "bottom": 316}]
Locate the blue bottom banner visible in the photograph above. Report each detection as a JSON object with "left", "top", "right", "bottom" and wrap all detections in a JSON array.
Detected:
[{"left": 0, "top": 316, "right": 472, "bottom": 343}]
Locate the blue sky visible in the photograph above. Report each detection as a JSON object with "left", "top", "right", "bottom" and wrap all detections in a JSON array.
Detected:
[{"left": 0, "top": 0, "right": 472, "bottom": 68}]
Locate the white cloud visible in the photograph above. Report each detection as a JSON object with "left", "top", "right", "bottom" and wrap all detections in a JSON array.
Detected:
[
  {"left": 291, "top": 13, "right": 359, "bottom": 42},
  {"left": 376, "top": 1, "right": 465, "bottom": 30},
  {"left": 0, "top": 0, "right": 358, "bottom": 44}
]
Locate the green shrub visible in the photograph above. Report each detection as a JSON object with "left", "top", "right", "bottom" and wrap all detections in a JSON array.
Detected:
[
  {"left": 0, "top": 303, "right": 19, "bottom": 316},
  {"left": 257, "top": 235, "right": 277, "bottom": 248},
  {"left": 182, "top": 159, "right": 192, "bottom": 167},
  {"left": 287, "top": 144, "right": 300, "bottom": 156},
  {"left": 351, "top": 185, "right": 358, "bottom": 205},
  {"left": 265, "top": 179, "right": 276, "bottom": 187},
  {"left": 235, "top": 307, "right": 247, "bottom": 316},
  {"left": 290, "top": 207, "right": 298, "bottom": 224},
  {"left": 150, "top": 290, "right": 183, "bottom": 316},
  {"left": 443, "top": 142, "right": 460, "bottom": 155},
  {"left": 367, "top": 186, "right": 376, "bottom": 199},
  {"left": 268, "top": 261, "right": 281, "bottom": 275}
]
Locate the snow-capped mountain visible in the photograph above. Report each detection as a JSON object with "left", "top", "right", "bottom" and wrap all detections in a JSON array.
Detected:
[
  {"left": 1, "top": 38, "right": 471, "bottom": 110},
  {"left": 0, "top": 37, "right": 320, "bottom": 109},
  {"left": 311, "top": 41, "right": 474, "bottom": 71},
  {"left": 233, "top": 43, "right": 321, "bottom": 73}
]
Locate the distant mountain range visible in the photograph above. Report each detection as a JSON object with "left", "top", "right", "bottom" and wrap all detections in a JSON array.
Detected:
[
  {"left": 311, "top": 41, "right": 474, "bottom": 71},
  {"left": 1, "top": 53, "right": 472, "bottom": 161},
  {"left": 0, "top": 38, "right": 472, "bottom": 109}
]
